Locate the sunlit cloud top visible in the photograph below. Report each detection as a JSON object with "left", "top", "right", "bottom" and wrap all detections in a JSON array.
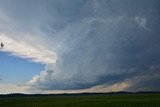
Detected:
[{"left": 0, "top": 34, "right": 57, "bottom": 64}]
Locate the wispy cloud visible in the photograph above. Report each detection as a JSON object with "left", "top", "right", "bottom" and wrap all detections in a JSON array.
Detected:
[
  {"left": 0, "top": 83, "right": 29, "bottom": 94},
  {"left": 0, "top": 34, "right": 57, "bottom": 64}
]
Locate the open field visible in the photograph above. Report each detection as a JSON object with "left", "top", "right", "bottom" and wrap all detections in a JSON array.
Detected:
[{"left": 0, "top": 93, "right": 160, "bottom": 107}]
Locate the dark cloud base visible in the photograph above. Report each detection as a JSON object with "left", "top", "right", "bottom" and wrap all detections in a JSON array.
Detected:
[{"left": 21, "top": 0, "right": 160, "bottom": 91}]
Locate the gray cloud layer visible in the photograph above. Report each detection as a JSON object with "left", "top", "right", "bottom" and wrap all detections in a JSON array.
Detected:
[{"left": 1, "top": 0, "right": 160, "bottom": 92}]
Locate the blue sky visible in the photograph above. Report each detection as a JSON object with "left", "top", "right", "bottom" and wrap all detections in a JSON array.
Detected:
[
  {"left": 0, "top": 52, "right": 44, "bottom": 84},
  {"left": 0, "top": 0, "right": 160, "bottom": 94}
]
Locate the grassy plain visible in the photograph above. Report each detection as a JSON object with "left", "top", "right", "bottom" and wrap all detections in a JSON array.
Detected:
[{"left": 0, "top": 93, "right": 160, "bottom": 107}]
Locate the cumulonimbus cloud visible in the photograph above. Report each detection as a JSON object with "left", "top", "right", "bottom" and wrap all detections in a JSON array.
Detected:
[
  {"left": 0, "top": 0, "right": 160, "bottom": 93},
  {"left": 26, "top": 0, "right": 160, "bottom": 92}
]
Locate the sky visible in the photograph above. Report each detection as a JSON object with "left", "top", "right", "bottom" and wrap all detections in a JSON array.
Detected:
[{"left": 0, "top": 0, "right": 160, "bottom": 94}]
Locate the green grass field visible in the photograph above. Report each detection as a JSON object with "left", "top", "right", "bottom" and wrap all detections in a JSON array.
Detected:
[{"left": 0, "top": 93, "right": 160, "bottom": 107}]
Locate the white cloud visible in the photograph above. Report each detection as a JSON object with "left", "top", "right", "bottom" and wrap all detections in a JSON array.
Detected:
[
  {"left": 0, "top": 83, "right": 29, "bottom": 94},
  {"left": 0, "top": 4, "right": 57, "bottom": 64},
  {"left": 0, "top": 33, "right": 57, "bottom": 64}
]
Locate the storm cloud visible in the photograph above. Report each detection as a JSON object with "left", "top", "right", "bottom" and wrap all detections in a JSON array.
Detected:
[{"left": 0, "top": 0, "right": 160, "bottom": 92}]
